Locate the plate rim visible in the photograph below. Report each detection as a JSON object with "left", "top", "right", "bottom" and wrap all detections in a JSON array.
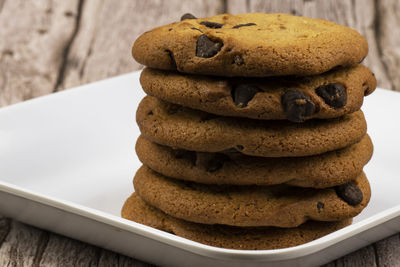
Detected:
[{"left": 1, "top": 180, "right": 399, "bottom": 262}]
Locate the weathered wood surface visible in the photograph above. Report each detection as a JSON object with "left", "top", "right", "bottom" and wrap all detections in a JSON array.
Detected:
[{"left": 0, "top": 0, "right": 399, "bottom": 266}]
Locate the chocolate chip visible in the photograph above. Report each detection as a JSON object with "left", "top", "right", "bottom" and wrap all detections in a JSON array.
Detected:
[
  {"left": 315, "top": 83, "right": 347, "bottom": 108},
  {"left": 281, "top": 90, "right": 315, "bottom": 122},
  {"left": 232, "top": 84, "right": 260, "bottom": 108},
  {"left": 206, "top": 153, "right": 230, "bottom": 172},
  {"left": 200, "top": 21, "right": 223, "bottom": 29},
  {"left": 165, "top": 50, "right": 176, "bottom": 69},
  {"left": 196, "top": 34, "right": 223, "bottom": 58},
  {"left": 335, "top": 182, "right": 363, "bottom": 206},
  {"left": 233, "top": 55, "right": 244, "bottom": 65},
  {"left": 181, "top": 13, "right": 197, "bottom": 21},
  {"left": 174, "top": 149, "right": 197, "bottom": 166},
  {"left": 232, "top": 23, "right": 256, "bottom": 29},
  {"left": 147, "top": 110, "right": 153, "bottom": 115},
  {"left": 317, "top": 202, "right": 324, "bottom": 212}
]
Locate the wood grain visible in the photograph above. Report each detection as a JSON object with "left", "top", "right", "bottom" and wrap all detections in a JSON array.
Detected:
[
  {"left": 98, "top": 250, "right": 154, "bottom": 267},
  {"left": 374, "top": 234, "right": 400, "bottom": 267},
  {"left": 0, "top": 221, "right": 45, "bottom": 266},
  {"left": 0, "top": 0, "right": 80, "bottom": 107},
  {"left": 375, "top": 0, "right": 400, "bottom": 92},
  {"left": 336, "top": 245, "right": 377, "bottom": 267},
  {"left": 0, "top": 0, "right": 400, "bottom": 266},
  {"left": 59, "top": 0, "right": 225, "bottom": 90},
  {"left": 39, "top": 234, "right": 100, "bottom": 266}
]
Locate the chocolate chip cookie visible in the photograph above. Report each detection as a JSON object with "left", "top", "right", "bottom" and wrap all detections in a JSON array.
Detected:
[
  {"left": 132, "top": 13, "right": 368, "bottom": 77},
  {"left": 136, "top": 134, "right": 373, "bottom": 188},
  {"left": 133, "top": 166, "right": 370, "bottom": 227},
  {"left": 136, "top": 96, "right": 367, "bottom": 157},
  {"left": 140, "top": 65, "right": 376, "bottom": 122},
  {"left": 122, "top": 193, "right": 352, "bottom": 250}
]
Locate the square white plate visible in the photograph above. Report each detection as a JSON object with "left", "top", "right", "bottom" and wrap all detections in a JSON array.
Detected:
[{"left": 0, "top": 71, "right": 399, "bottom": 267}]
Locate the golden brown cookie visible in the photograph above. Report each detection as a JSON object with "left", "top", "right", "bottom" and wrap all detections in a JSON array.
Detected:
[
  {"left": 136, "top": 96, "right": 367, "bottom": 157},
  {"left": 133, "top": 166, "right": 370, "bottom": 228},
  {"left": 132, "top": 13, "right": 368, "bottom": 77},
  {"left": 140, "top": 65, "right": 376, "bottom": 122},
  {"left": 136, "top": 134, "right": 373, "bottom": 188},
  {"left": 122, "top": 193, "right": 353, "bottom": 250}
]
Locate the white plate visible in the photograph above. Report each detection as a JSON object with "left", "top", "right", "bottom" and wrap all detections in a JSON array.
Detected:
[{"left": 0, "top": 71, "right": 399, "bottom": 267}]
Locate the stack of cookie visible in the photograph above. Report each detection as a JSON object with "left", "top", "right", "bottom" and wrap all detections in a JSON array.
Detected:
[{"left": 122, "top": 13, "right": 376, "bottom": 250}]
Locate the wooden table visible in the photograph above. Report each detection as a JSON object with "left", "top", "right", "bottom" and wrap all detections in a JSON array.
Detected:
[{"left": 1, "top": 0, "right": 399, "bottom": 266}]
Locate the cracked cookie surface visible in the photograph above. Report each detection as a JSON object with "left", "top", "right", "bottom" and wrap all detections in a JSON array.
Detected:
[
  {"left": 136, "top": 96, "right": 367, "bottom": 157},
  {"left": 122, "top": 193, "right": 352, "bottom": 250},
  {"left": 132, "top": 13, "right": 368, "bottom": 77},
  {"left": 136, "top": 135, "right": 373, "bottom": 188},
  {"left": 133, "top": 166, "right": 370, "bottom": 227},
  {"left": 140, "top": 65, "right": 376, "bottom": 122}
]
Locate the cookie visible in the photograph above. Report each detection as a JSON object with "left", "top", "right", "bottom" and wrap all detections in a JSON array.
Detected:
[
  {"left": 132, "top": 13, "right": 368, "bottom": 77},
  {"left": 136, "top": 96, "right": 367, "bottom": 157},
  {"left": 133, "top": 166, "right": 370, "bottom": 228},
  {"left": 136, "top": 134, "right": 373, "bottom": 188},
  {"left": 122, "top": 193, "right": 352, "bottom": 250},
  {"left": 140, "top": 65, "right": 376, "bottom": 122}
]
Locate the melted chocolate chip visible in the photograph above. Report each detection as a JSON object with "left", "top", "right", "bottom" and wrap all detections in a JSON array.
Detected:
[
  {"left": 232, "top": 23, "right": 256, "bottom": 29},
  {"left": 181, "top": 13, "right": 197, "bottom": 21},
  {"left": 232, "top": 84, "right": 260, "bottom": 108},
  {"left": 281, "top": 90, "right": 316, "bottom": 122},
  {"left": 200, "top": 21, "right": 223, "bottom": 29},
  {"left": 233, "top": 55, "right": 244, "bottom": 65},
  {"left": 196, "top": 34, "right": 223, "bottom": 58},
  {"left": 206, "top": 153, "right": 230, "bottom": 172},
  {"left": 165, "top": 50, "right": 177, "bottom": 69},
  {"left": 315, "top": 83, "right": 347, "bottom": 108},
  {"left": 335, "top": 182, "right": 363, "bottom": 206},
  {"left": 174, "top": 149, "right": 197, "bottom": 166},
  {"left": 317, "top": 202, "right": 324, "bottom": 212},
  {"left": 147, "top": 110, "right": 153, "bottom": 115}
]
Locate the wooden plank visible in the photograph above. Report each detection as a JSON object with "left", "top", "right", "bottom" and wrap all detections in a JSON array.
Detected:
[
  {"left": 0, "top": 0, "right": 80, "bottom": 103},
  {"left": 98, "top": 249, "right": 154, "bottom": 267},
  {"left": 0, "top": 0, "right": 5, "bottom": 13},
  {"left": 226, "top": 0, "right": 397, "bottom": 90},
  {"left": 226, "top": 0, "right": 248, "bottom": 13},
  {"left": 0, "top": 215, "right": 10, "bottom": 247},
  {"left": 335, "top": 245, "right": 377, "bottom": 267},
  {"left": 0, "top": 0, "right": 81, "bottom": 107},
  {"left": 374, "top": 234, "right": 400, "bottom": 267},
  {"left": 375, "top": 0, "right": 400, "bottom": 91},
  {"left": 60, "top": 0, "right": 225, "bottom": 90},
  {"left": 0, "top": 221, "right": 47, "bottom": 266},
  {"left": 38, "top": 234, "right": 100, "bottom": 266}
]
